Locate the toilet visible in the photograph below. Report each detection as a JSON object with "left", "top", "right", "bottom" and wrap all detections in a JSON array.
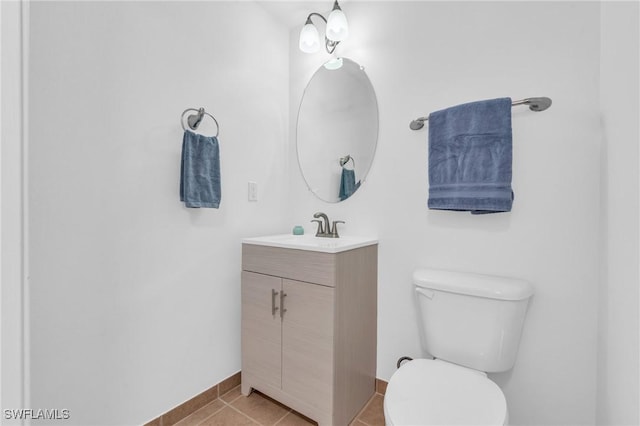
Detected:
[{"left": 384, "top": 268, "right": 534, "bottom": 426}]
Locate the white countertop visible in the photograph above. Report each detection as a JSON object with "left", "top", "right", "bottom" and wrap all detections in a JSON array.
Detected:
[{"left": 242, "top": 234, "right": 378, "bottom": 254}]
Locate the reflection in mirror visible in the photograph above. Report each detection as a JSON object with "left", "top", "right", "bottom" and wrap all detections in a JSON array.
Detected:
[{"left": 297, "top": 57, "right": 378, "bottom": 203}]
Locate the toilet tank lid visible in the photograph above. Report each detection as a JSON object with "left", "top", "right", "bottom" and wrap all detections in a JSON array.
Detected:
[{"left": 413, "top": 268, "right": 534, "bottom": 301}]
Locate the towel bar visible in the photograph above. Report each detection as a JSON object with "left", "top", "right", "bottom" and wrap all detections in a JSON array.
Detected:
[
  {"left": 409, "top": 97, "right": 552, "bottom": 130},
  {"left": 181, "top": 107, "right": 220, "bottom": 137}
]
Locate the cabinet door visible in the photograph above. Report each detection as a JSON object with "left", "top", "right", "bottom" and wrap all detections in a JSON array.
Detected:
[
  {"left": 281, "top": 279, "right": 334, "bottom": 411},
  {"left": 242, "top": 271, "right": 282, "bottom": 389}
]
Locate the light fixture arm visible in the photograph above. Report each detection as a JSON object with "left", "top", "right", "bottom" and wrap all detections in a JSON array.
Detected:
[{"left": 305, "top": 12, "right": 339, "bottom": 54}]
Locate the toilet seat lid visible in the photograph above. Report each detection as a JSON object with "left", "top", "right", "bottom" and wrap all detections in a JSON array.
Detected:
[{"left": 384, "top": 359, "right": 507, "bottom": 426}]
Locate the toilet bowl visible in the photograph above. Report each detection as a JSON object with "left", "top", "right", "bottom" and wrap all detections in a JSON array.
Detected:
[{"left": 384, "top": 359, "right": 507, "bottom": 426}]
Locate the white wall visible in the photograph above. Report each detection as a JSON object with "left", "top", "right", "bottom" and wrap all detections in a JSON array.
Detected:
[
  {"left": 24, "top": 1, "right": 639, "bottom": 425},
  {"left": 1, "top": 0, "right": 27, "bottom": 420},
  {"left": 27, "top": 2, "right": 289, "bottom": 425},
  {"left": 289, "top": 2, "right": 602, "bottom": 425},
  {"left": 597, "top": 2, "right": 640, "bottom": 425}
]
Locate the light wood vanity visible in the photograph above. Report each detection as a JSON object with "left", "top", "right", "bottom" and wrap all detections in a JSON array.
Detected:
[{"left": 241, "top": 236, "right": 377, "bottom": 426}]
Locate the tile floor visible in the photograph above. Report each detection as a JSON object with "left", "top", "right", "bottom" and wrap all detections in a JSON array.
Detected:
[{"left": 173, "top": 385, "right": 385, "bottom": 426}]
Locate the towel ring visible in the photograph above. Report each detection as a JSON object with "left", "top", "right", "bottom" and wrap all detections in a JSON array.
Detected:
[
  {"left": 339, "top": 155, "right": 355, "bottom": 169},
  {"left": 181, "top": 107, "right": 219, "bottom": 137}
]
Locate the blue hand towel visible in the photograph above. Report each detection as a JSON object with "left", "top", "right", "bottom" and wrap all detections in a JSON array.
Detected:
[
  {"left": 428, "top": 97, "right": 513, "bottom": 214},
  {"left": 339, "top": 168, "right": 360, "bottom": 201},
  {"left": 180, "top": 130, "right": 221, "bottom": 208}
]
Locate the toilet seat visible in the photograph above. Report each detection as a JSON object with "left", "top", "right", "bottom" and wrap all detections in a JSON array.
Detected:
[{"left": 384, "top": 359, "right": 507, "bottom": 426}]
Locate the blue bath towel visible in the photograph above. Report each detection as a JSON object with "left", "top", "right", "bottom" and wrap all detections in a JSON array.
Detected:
[
  {"left": 339, "top": 168, "right": 360, "bottom": 201},
  {"left": 428, "top": 97, "right": 513, "bottom": 214},
  {"left": 180, "top": 130, "right": 221, "bottom": 208}
]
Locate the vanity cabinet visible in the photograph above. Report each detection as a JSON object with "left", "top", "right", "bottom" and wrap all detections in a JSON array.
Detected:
[{"left": 241, "top": 243, "right": 377, "bottom": 426}]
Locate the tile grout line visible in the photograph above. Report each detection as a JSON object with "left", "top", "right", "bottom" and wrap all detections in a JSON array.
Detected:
[
  {"left": 152, "top": 374, "right": 242, "bottom": 426},
  {"left": 270, "top": 409, "right": 294, "bottom": 426},
  {"left": 353, "top": 393, "right": 376, "bottom": 418},
  {"left": 225, "top": 402, "right": 269, "bottom": 425},
  {"left": 153, "top": 376, "right": 384, "bottom": 426},
  {"left": 352, "top": 392, "right": 383, "bottom": 426},
  {"left": 355, "top": 417, "right": 375, "bottom": 426},
  {"left": 221, "top": 393, "right": 243, "bottom": 406},
  {"left": 215, "top": 387, "right": 291, "bottom": 426},
  {"left": 192, "top": 388, "right": 383, "bottom": 426},
  {"left": 231, "top": 389, "right": 293, "bottom": 426},
  {"left": 188, "top": 401, "right": 226, "bottom": 426},
  {"left": 192, "top": 388, "right": 241, "bottom": 426}
]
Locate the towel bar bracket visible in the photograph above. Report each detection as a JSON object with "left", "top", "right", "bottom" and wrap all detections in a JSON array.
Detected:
[{"left": 516, "top": 97, "right": 552, "bottom": 112}]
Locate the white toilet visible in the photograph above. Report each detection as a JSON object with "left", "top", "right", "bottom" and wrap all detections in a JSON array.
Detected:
[{"left": 384, "top": 268, "right": 534, "bottom": 426}]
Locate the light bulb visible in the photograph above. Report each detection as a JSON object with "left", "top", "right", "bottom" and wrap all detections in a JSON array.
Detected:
[
  {"left": 299, "top": 22, "right": 320, "bottom": 53},
  {"left": 326, "top": 3, "right": 349, "bottom": 42}
]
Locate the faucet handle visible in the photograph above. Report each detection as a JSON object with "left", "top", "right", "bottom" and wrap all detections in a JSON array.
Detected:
[
  {"left": 311, "top": 219, "right": 325, "bottom": 236},
  {"left": 330, "top": 220, "right": 345, "bottom": 238}
]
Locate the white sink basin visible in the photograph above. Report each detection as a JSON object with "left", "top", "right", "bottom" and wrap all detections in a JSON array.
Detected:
[{"left": 242, "top": 234, "right": 378, "bottom": 253}]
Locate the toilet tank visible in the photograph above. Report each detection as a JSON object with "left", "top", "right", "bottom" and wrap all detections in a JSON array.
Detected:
[{"left": 414, "top": 268, "right": 534, "bottom": 373}]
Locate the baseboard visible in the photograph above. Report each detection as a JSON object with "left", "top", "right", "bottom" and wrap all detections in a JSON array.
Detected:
[
  {"left": 143, "top": 371, "right": 241, "bottom": 426},
  {"left": 376, "top": 378, "right": 388, "bottom": 395},
  {"left": 143, "top": 373, "right": 386, "bottom": 426}
]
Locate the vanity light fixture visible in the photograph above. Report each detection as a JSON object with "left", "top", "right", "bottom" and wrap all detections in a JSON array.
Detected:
[{"left": 299, "top": 0, "right": 349, "bottom": 54}]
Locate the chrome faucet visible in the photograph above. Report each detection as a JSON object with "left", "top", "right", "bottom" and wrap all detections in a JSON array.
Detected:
[{"left": 311, "top": 212, "right": 344, "bottom": 238}]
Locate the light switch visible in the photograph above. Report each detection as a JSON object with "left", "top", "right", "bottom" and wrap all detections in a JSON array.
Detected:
[{"left": 248, "top": 181, "right": 258, "bottom": 201}]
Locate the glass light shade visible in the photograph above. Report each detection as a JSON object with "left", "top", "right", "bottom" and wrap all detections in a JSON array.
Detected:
[
  {"left": 326, "top": 8, "right": 349, "bottom": 42},
  {"left": 299, "top": 23, "right": 320, "bottom": 53},
  {"left": 323, "top": 57, "right": 343, "bottom": 70}
]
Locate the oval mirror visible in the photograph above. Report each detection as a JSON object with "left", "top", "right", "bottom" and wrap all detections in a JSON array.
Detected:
[{"left": 296, "top": 57, "right": 378, "bottom": 202}]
